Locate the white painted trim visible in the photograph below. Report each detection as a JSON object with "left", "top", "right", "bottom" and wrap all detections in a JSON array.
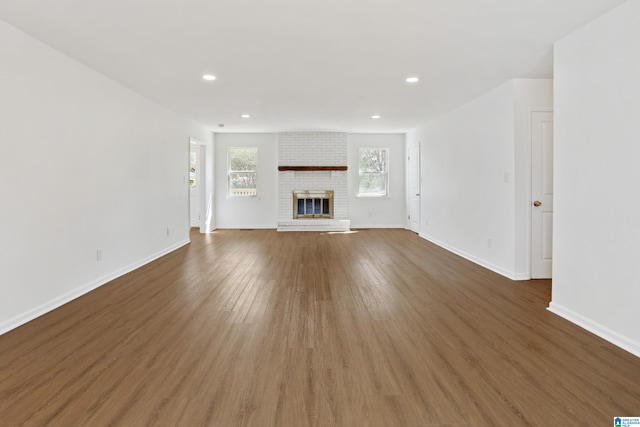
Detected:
[
  {"left": 215, "top": 226, "right": 277, "bottom": 229},
  {"left": 190, "top": 136, "right": 214, "bottom": 234},
  {"left": 419, "top": 233, "right": 517, "bottom": 280},
  {"left": 213, "top": 224, "right": 406, "bottom": 230},
  {"left": 350, "top": 224, "right": 406, "bottom": 229},
  {"left": 0, "top": 239, "right": 190, "bottom": 337},
  {"left": 406, "top": 142, "right": 420, "bottom": 234},
  {"left": 528, "top": 108, "right": 554, "bottom": 279},
  {"left": 548, "top": 302, "right": 640, "bottom": 358}
]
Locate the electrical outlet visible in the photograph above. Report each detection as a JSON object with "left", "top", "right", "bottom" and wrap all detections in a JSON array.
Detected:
[
  {"left": 167, "top": 227, "right": 171, "bottom": 236},
  {"left": 487, "top": 238, "right": 493, "bottom": 248},
  {"left": 97, "top": 249, "right": 103, "bottom": 261}
]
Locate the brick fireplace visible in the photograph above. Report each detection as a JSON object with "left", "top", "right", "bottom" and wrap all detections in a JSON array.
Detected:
[{"left": 277, "top": 132, "right": 351, "bottom": 232}]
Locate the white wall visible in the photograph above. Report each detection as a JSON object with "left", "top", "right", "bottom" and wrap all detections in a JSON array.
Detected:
[
  {"left": 550, "top": 0, "right": 640, "bottom": 357},
  {"left": 348, "top": 133, "right": 406, "bottom": 228},
  {"left": 214, "top": 133, "right": 278, "bottom": 228},
  {"left": 411, "top": 81, "right": 517, "bottom": 278},
  {"left": 408, "top": 79, "right": 552, "bottom": 279},
  {"left": 0, "top": 19, "right": 212, "bottom": 334},
  {"left": 215, "top": 132, "right": 406, "bottom": 229}
]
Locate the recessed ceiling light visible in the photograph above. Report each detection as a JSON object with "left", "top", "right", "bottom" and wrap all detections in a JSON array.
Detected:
[
  {"left": 406, "top": 77, "right": 419, "bottom": 83},
  {"left": 202, "top": 74, "right": 216, "bottom": 81},
  {"left": 371, "top": 115, "right": 381, "bottom": 119},
  {"left": 240, "top": 114, "right": 251, "bottom": 118}
]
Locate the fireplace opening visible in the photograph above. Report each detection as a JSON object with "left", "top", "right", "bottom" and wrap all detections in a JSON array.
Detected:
[{"left": 293, "top": 190, "right": 333, "bottom": 219}]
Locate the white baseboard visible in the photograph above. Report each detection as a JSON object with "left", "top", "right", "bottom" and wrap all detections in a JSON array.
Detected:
[
  {"left": 513, "top": 273, "right": 531, "bottom": 281},
  {"left": 419, "top": 233, "right": 517, "bottom": 280},
  {"left": 547, "top": 302, "right": 640, "bottom": 358},
  {"left": 215, "top": 224, "right": 407, "bottom": 230},
  {"left": 0, "top": 239, "right": 190, "bottom": 337},
  {"left": 214, "top": 225, "right": 277, "bottom": 229}
]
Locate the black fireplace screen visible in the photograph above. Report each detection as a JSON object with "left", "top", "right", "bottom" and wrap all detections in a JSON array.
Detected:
[
  {"left": 293, "top": 191, "right": 333, "bottom": 219},
  {"left": 297, "top": 198, "right": 330, "bottom": 216}
]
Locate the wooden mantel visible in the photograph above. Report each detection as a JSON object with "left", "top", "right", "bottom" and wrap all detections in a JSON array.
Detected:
[{"left": 278, "top": 166, "right": 348, "bottom": 171}]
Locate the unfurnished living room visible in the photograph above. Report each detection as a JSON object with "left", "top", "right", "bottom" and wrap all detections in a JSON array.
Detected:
[{"left": 1, "top": 1, "right": 639, "bottom": 426}]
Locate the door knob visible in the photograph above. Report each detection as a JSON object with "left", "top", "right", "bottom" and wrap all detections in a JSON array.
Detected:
[{"left": 533, "top": 201, "right": 542, "bottom": 207}]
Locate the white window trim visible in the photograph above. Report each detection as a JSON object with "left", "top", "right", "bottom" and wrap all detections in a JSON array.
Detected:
[
  {"left": 357, "top": 147, "right": 390, "bottom": 197},
  {"left": 227, "top": 147, "right": 258, "bottom": 198}
]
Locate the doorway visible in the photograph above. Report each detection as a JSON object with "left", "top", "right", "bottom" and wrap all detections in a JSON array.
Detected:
[
  {"left": 531, "top": 111, "right": 554, "bottom": 278},
  {"left": 408, "top": 144, "right": 420, "bottom": 233},
  {"left": 189, "top": 143, "right": 202, "bottom": 228}
]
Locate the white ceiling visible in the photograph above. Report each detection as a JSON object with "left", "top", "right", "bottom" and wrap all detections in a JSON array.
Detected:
[{"left": 0, "top": 0, "right": 628, "bottom": 133}]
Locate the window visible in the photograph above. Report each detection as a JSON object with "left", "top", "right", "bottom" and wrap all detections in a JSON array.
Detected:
[
  {"left": 228, "top": 147, "right": 257, "bottom": 196},
  {"left": 358, "top": 147, "right": 389, "bottom": 197}
]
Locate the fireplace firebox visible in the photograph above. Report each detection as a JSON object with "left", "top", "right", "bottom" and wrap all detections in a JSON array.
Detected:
[{"left": 293, "top": 190, "right": 334, "bottom": 219}]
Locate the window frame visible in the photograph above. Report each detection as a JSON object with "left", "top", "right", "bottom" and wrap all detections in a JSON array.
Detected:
[
  {"left": 357, "top": 147, "right": 390, "bottom": 197},
  {"left": 227, "top": 146, "right": 258, "bottom": 197}
]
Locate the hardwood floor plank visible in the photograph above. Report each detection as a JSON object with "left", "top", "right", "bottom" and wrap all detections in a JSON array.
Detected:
[{"left": 1, "top": 229, "right": 639, "bottom": 426}]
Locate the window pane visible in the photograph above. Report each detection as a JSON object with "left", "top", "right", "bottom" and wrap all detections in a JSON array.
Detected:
[
  {"left": 360, "top": 148, "right": 387, "bottom": 172},
  {"left": 229, "top": 147, "right": 257, "bottom": 171},
  {"left": 229, "top": 172, "right": 257, "bottom": 196},
  {"left": 359, "top": 173, "right": 387, "bottom": 196},
  {"left": 322, "top": 199, "right": 329, "bottom": 214}
]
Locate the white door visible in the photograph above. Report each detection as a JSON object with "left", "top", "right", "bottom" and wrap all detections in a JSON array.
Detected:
[
  {"left": 531, "top": 111, "right": 554, "bottom": 278},
  {"left": 189, "top": 145, "right": 201, "bottom": 228},
  {"left": 408, "top": 144, "right": 420, "bottom": 233}
]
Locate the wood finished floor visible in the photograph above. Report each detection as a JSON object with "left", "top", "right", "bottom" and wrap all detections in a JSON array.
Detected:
[{"left": 1, "top": 229, "right": 639, "bottom": 426}]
